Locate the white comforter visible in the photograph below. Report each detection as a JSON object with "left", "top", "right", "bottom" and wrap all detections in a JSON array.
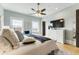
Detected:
[{"left": 4, "top": 40, "right": 58, "bottom": 55}]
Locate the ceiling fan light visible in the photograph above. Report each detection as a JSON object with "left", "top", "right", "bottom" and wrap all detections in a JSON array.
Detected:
[{"left": 35, "top": 13, "right": 42, "bottom": 17}]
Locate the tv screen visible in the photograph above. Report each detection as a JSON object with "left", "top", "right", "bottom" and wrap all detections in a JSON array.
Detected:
[{"left": 50, "top": 19, "right": 64, "bottom": 28}]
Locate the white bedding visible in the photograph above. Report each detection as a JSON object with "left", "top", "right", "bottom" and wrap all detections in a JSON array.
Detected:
[{"left": 4, "top": 40, "right": 58, "bottom": 55}]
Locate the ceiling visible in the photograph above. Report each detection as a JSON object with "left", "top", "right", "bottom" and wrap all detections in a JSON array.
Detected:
[{"left": 1, "top": 3, "right": 75, "bottom": 17}]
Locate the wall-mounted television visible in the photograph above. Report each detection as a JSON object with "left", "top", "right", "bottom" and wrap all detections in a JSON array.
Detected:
[{"left": 50, "top": 19, "right": 64, "bottom": 28}]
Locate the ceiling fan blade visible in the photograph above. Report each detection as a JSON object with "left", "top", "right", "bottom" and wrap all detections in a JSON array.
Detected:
[
  {"left": 41, "top": 8, "right": 46, "bottom": 12},
  {"left": 40, "top": 13, "right": 46, "bottom": 15},
  {"left": 31, "top": 8, "right": 36, "bottom": 11}
]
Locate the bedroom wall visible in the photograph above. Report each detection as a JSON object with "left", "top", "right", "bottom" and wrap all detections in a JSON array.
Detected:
[
  {"left": 42, "top": 4, "right": 79, "bottom": 44},
  {"left": 4, "top": 9, "right": 42, "bottom": 34},
  {"left": 0, "top": 5, "right": 4, "bottom": 16},
  {"left": 0, "top": 4, "right": 4, "bottom": 28}
]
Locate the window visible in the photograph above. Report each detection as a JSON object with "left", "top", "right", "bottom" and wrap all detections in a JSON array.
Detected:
[
  {"left": 32, "top": 21, "right": 39, "bottom": 33},
  {"left": 12, "top": 19, "right": 23, "bottom": 28},
  {"left": 11, "top": 17, "right": 23, "bottom": 32}
]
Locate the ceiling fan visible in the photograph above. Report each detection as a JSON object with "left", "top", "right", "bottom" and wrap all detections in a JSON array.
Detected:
[{"left": 31, "top": 3, "right": 46, "bottom": 16}]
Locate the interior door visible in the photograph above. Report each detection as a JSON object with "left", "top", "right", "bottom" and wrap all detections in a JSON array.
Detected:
[
  {"left": 76, "top": 9, "right": 79, "bottom": 47},
  {"left": 42, "top": 21, "right": 46, "bottom": 36}
]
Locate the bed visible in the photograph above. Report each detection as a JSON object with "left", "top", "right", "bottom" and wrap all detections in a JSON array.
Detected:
[{"left": 0, "top": 27, "right": 58, "bottom": 55}]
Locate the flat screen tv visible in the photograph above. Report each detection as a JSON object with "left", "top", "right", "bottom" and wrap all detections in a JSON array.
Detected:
[{"left": 50, "top": 19, "right": 64, "bottom": 28}]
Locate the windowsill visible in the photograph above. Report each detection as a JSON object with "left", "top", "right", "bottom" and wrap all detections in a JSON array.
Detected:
[{"left": 32, "top": 32, "right": 41, "bottom": 36}]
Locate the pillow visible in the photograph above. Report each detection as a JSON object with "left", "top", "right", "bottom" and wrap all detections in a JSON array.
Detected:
[
  {"left": 1, "top": 27, "right": 20, "bottom": 49},
  {"left": 22, "top": 37, "right": 36, "bottom": 44},
  {"left": 15, "top": 31, "right": 24, "bottom": 42},
  {"left": 0, "top": 36, "right": 12, "bottom": 54}
]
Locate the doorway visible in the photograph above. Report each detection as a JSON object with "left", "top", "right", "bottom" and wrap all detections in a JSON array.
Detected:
[
  {"left": 42, "top": 21, "right": 46, "bottom": 36},
  {"left": 76, "top": 9, "right": 79, "bottom": 47}
]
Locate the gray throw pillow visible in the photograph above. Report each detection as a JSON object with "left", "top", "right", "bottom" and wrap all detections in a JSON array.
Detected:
[{"left": 15, "top": 31, "right": 24, "bottom": 42}]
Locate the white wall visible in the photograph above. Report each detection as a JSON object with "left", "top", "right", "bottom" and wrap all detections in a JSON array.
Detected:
[
  {"left": 0, "top": 4, "right": 4, "bottom": 28},
  {"left": 0, "top": 4, "right": 3, "bottom": 16},
  {"left": 42, "top": 4, "right": 79, "bottom": 44}
]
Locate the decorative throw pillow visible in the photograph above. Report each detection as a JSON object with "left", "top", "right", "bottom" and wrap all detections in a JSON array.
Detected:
[
  {"left": 22, "top": 37, "right": 36, "bottom": 44},
  {"left": 15, "top": 31, "right": 24, "bottom": 42},
  {"left": 1, "top": 27, "right": 20, "bottom": 49},
  {"left": 0, "top": 36, "right": 12, "bottom": 54}
]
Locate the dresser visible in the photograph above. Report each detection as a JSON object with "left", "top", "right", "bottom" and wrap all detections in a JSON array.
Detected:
[{"left": 46, "top": 29, "right": 65, "bottom": 44}]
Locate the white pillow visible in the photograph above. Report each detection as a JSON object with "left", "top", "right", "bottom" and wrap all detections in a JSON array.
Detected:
[
  {"left": 1, "top": 27, "right": 20, "bottom": 49},
  {"left": 22, "top": 37, "right": 36, "bottom": 44}
]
